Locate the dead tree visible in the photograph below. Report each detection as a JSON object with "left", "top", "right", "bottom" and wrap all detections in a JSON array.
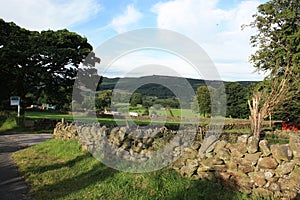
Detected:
[{"left": 248, "top": 63, "right": 299, "bottom": 138}]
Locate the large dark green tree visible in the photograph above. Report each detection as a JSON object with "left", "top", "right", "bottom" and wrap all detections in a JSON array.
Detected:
[
  {"left": 0, "top": 19, "right": 97, "bottom": 111},
  {"left": 225, "top": 82, "right": 249, "bottom": 119},
  {"left": 247, "top": 0, "right": 300, "bottom": 136},
  {"left": 0, "top": 20, "right": 31, "bottom": 109}
]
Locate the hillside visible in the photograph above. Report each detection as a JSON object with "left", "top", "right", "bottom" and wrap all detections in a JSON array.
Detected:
[{"left": 98, "top": 75, "right": 258, "bottom": 98}]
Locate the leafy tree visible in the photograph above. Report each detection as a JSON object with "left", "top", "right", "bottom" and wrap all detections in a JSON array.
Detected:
[
  {"left": 143, "top": 107, "right": 150, "bottom": 116},
  {"left": 195, "top": 86, "right": 211, "bottom": 117},
  {"left": 142, "top": 99, "right": 154, "bottom": 108},
  {"left": 0, "top": 19, "right": 97, "bottom": 112},
  {"left": 225, "top": 82, "right": 249, "bottom": 119},
  {"left": 95, "top": 90, "right": 112, "bottom": 111},
  {"left": 130, "top": 93, "right": 142, "bottom": 107},
  {"left": 247, "top": 0, "right": 300, "bottom": 136},
  {"left": 0, "top": 19, "right": 32, "bottom": 110},
  {"left": 273, "top": 90, "right": 300, "bottom": 123}
]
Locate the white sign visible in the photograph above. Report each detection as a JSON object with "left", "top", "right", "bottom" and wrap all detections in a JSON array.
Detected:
[
  {"left": 10, "top": 96, "right": 20, "bottom": 106},
  {"left": 129, "top": 112, "right": 138, "bottom": 117}
]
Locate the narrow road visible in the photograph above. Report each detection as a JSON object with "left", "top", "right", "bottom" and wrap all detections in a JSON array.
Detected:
[{"left": 0, "top": 133, "right": 52, "bottom": 200}]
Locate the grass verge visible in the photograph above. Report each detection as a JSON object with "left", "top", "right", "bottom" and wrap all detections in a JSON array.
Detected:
[
  {"left": 0, "top": 116, "right": 17, "bottom": 132},
  {"left": 13, "top": 139, "right": 256, "bottom": 200}
]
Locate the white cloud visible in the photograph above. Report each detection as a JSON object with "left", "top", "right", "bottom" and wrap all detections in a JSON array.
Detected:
[
  {"left": 109, "top": 5, "right": 142, "bottom": 33},
  {"left": 0, "top": 0, "right": 101, "bottom": 31},
  {"left": 152, "top": 0, "right": 265, "bottom": 81},
  {"left": 100, "top": 50, "right": 203, "bottom": 79}
]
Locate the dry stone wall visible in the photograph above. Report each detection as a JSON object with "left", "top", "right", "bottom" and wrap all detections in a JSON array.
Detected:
[
  {"left": 52, "top": 123, "right": 300, "bottom": 199},
  {"left": 53, "top": 122, "right": 78, "bottom": 140},
  {"left": 173, "top": 134, "right": 300, "bottom": 199}
]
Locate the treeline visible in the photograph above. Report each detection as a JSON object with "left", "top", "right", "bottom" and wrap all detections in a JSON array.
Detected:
[
  {"left": 192, "top": 82, "right": 254, "bottom": 119},
  {"left": 93, "top": 81, "right": 257, "bottom": 119},
  {"left": 98, "top": 76, "right": 255, "bottom": 99},
  {"left": 81, "top": 78, "right": 298, "bottom": 121},
  {"left": 0, "top": 18, "right": 98, "bottom": 112},
  {"left": 97, "top": 76, "right": 258, "bottom": 119}
]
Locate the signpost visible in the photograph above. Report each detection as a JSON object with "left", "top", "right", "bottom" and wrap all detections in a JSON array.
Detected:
[{"left": 10, "top": 96, "right": 20, "bottom": 117}]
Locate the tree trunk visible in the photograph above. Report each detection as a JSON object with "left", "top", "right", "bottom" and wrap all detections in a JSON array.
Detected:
[{"left": 248, "top": 93, "right": 266, "bottom": 138}]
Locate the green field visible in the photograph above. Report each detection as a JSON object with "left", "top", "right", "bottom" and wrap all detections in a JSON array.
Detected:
[
  {"left": 23, "top": 110, "right": 207, "bottom": 126},
  {"left": 113, "top": 103, "right": 199, "bottom": 119},
  {"left": 12, "top": 139, "right": 255, "bottom": 200},
  {"left": 25, "top": 111, "right": 73, "bottom": 120},
  {"left": 0, "top": 110, "right": 252, "bottom": 133}
]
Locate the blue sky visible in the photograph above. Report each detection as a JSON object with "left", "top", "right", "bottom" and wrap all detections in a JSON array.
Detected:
[{"left": 0, "top": 0, "right": 268, "bottom": 81}]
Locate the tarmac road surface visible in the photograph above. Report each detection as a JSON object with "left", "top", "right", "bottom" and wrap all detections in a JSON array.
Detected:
[{"left": 0, "top": 133, "right": 52, "bottom": 200}]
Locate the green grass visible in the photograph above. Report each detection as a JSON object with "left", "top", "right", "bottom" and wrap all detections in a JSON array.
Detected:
[
  {"left": 169, "top": 109, "right": 198, "bottom": 118},
  {"left": 0, "top": 116, "right": 17, "bottom": 132},
  {"left": 25, "top": 111, "right": 73, "bottom": 120},
  {"left": 224, "top": 128, "right": 251, "bottom": 134},
  {"left": 148, "top": 108, "right": 199, "bottom": 119},
  {"left": 25, "top": 111, "right": 205, "bottom": 126},
  {"left": 129, "top": 104, "right": 147, "bottom": 113},
  {"left": 264, "top": 133, "right": 289, "bottom": 145},
  {"left": 0, "top": 111, "right": 248, "bottom": 133},
  {"left": 13, "top": 139, "right": 256, "bottom": 200},
  {"left": 0, "top": 111, "right": 65, "bottom": 133}
]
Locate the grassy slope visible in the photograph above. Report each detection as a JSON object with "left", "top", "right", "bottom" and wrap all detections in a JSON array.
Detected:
[{"left": 13, "top": 139, "right": 256, "bottom": 200}]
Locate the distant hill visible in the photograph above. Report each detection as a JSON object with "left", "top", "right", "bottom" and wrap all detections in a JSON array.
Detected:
[{"left": 98, "top": 75, "right": 258, "bottom": 98}]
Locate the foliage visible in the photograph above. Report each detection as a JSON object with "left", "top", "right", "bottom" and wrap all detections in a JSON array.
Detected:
[
  {"left": 273, "top": 94, "right": 300, "bottom": 123},
  {"left": 99, "top": 76, "right": 256, "bottom": 99},
  {"left": 195, "top": 86, "right": 211, "bottom": 117},
  {"left": 98, "top": 76, "right": 258, "bottom": 119},
  {"left": 247, "top": 0, "right": 300, "bottom": 136},
  {"left": 152, "top": 97, "right": 180, "bottom": 109},
  {"left": 95, "top": 90, "right": 112, "bottom": 111},
  {"left": 0, "top": 19, "right": 97, "bottom": 111},
  {"left": 13, "top": 139, "right": 253, "bottom": 200},
  {"left": 0, "top": 115, "right": 17, "bottom": 132},
  {"left": 130, "top": 93, "right": 143, "bottom": 107},
  {"left": 249, "top": 0, "right": 300, "bottom": 71},
  {"left": 225, "top": 82, "right": 249, "bottom": 119}
]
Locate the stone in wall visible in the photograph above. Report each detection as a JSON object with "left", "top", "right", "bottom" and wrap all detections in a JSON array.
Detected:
[
  {"left": 198, "top": 135, "right": 219, "bottom": 158},
  {"left": 276, "top": 161, "right": 295, "bottom": 176},
  {"left": 216, "top": 148, "right": 231, "bottom": 161},
  {"left": 270, "top": 144, "right": 292, "bottom": 162},
  {"left": 237, "top": 134, "right": 248, "bottom": 144},
  {"left": 248, "top": 172, "right": 267, "bottom": 187},
  {"left": 53, "top": 122, "right": 78, "bottom": 140},
  {"left": 247, "top": 136, "right": 259, "bottom": 154},
  {"left": 226, "top": 142, "right": 247, "bottom": 154},
  {"left": 213, "top": 140, "right": 227, "bottom": 153},
  {"left": 257, "top": 157, "right": 278, "bottom": 169},
  {"left": 290, "top": 134, "right": 300, "bottom": 165},
  {"left": 259, "top": 140, "right": 271, "bottom": 156},
  {"left": 242, "top": 152, "right": 261, "bottom": 166}
]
